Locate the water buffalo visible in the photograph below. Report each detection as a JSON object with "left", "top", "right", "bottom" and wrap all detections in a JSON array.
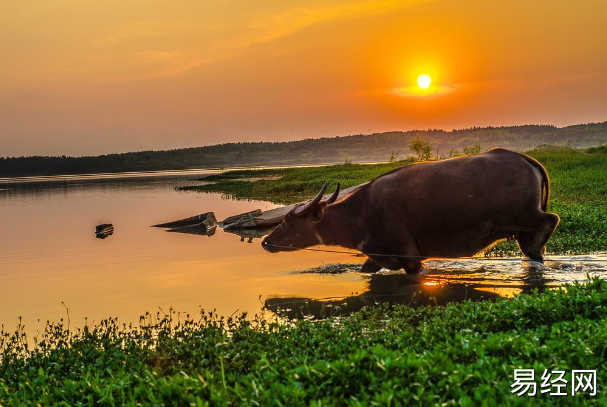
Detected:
[{"left": 261, "top": 148, "right": 560, "bottom": 274}]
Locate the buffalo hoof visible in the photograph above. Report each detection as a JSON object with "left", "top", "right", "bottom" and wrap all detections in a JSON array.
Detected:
[
  {"left": 360, "top": 259, "right": 382, "bottom": 273},
  {"left": 403, "top": 261, "right": 422, "bottom": 274}
]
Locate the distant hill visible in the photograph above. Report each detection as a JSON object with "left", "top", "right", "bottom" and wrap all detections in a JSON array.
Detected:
[{"left": 2, "top": 122, "right": 606, "bottom": 177}]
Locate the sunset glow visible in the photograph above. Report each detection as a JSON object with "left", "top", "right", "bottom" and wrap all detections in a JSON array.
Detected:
[{"left": 0, "top": 0, "right": 606, "bottom": 156}]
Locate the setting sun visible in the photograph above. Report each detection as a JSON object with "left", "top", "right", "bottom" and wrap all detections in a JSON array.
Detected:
[{"left": 417, "top": 74, "right": 432, "bottom": 89}]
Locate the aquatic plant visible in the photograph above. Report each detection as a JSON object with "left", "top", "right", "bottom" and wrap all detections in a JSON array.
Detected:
[{"left": 1, "top": 279, "right": 606, "bottom": 404}]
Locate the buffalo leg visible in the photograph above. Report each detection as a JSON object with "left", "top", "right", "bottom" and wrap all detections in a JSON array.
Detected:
[
  {"left": 399, "top": 243, "right": 423, "bottom": 274},
  {"left": 367, "top": 255, "right": 401, "bottom": 271},
  {"left": 516, "top": 232, "right": 536, "bottom": 258},
  {"left": 360, "top": 258, "right": 383, "bottom": 273},
  {"left": 400, "top": 258, "right": 422, "bottom": 274},
  {"left": 516, "top": 213, "right": 560, "bottom": 262}
]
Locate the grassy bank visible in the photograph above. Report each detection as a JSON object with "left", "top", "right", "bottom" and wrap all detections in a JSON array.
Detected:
[
  {"left": 183, "top": 146, "right": 607, "bottom": 255},
  {"left": 1, "top": 279, "right": 606, "bottom": 405}
]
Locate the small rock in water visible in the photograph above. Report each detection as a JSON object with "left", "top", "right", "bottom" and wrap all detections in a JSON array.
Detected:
[{"left": 95, "top": 223, "right": 114, "bottom": 239}]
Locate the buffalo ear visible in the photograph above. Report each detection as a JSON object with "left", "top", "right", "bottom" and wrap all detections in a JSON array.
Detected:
[{"left": 310, "top": 202, "right": 327, "bottom": 223}]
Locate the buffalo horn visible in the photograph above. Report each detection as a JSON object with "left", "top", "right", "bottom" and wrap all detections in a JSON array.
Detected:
[
  {"left": 326, "top": 183, "right": 341, "bottom": 204},
  {"left": 294, "top": 182, "right": 328, "bottom": 216}
]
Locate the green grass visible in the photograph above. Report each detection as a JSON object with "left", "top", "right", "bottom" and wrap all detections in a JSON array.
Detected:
[
  {"left": 183, "top": 160, "right": 414, "bottom": 204},
  {"left": 2, "top": 279, "right": 607, "bottom": 405},
  {"left": 183, "top": 146, "right": 607, "bottom": 255}
]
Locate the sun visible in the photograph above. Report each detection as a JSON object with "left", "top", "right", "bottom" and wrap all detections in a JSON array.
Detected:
[{"left": 417, "top": 74, "right": 431, "bottom": 89}]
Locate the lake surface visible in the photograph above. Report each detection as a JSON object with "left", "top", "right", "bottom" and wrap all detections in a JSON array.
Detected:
[{"left": 1, "top": 170, "right": 606, "bottom": 336}]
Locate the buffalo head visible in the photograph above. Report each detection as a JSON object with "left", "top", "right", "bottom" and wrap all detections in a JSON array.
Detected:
[{"left": 261, "top": 182, "right": 340, "bottom": 252}]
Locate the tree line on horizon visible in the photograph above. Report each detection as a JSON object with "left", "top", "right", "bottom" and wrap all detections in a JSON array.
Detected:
[{"left": 1, "top": 122, "right": 606, "bottom": 177}]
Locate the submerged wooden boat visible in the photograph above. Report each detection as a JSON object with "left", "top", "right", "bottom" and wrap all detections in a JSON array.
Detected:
[
  {"left": 221, "top": 183, "right": 366, "bottom": 229},
  {"left": 153, "top": 183, "right": 365, "bottom": 239},
  {"left": 153, "top": 212, "right": 217, "bottom": 228},
  {"left": 153, "top": 212, "right": 217, "bottom": 237},
  {"left": 223, "top": 225, "right": 274, "bottom": 242},
  {"left": 167, "top": 224, "right": 217, "bottom": 237}
]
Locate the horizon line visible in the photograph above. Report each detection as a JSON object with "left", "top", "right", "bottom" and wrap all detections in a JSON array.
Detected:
[{"left": 3, "top": 119, "right": 606, "bottom": 160}]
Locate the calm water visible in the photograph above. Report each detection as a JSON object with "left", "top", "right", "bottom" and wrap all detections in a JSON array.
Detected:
[{"left": 1, "top": 170, "right": 606, "bottom": 334}]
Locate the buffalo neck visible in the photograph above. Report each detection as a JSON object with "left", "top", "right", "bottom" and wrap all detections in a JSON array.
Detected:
[{"left": 315, "top": 189, "right": 368, "bottom": 250}]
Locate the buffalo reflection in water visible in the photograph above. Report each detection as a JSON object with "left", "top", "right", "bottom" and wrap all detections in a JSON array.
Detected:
[{"left": 264, "top": 272, "right": 549, "bottom": 320}]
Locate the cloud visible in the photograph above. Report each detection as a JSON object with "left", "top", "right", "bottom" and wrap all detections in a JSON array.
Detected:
[
  {"left": 239, "top": 0, "right": 423, "bottom": 49},
  {"left": 99, "top": 57, "right": 213, "bottom": 82},
  {"left": 100, "top": 0, "right": 433, "bottom": 82},
  {"left": 394, "top": 84, "right": 457, "bottom": 97},
  {"left": 91, "top": 21, "right": 197, "bottom": 47},
  {"left": 136, "top": 51, "right": 181, "bottom": 60}
]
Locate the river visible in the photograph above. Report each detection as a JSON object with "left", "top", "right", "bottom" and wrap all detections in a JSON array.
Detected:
[{"left": 1, "top": 169, "right": 606, "bottom": 336}]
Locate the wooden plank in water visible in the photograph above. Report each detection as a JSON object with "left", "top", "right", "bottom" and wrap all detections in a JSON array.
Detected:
[
  {"left": 153, "top": 212, "right": 217, "bottom": 228},
  {"left": 168, "top": 224, "right": 217, "bottom": 237},
  {"left": 221, "top": 210, "right": 262, "bottom": 229}
]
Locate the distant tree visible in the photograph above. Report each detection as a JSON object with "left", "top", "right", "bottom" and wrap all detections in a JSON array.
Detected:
[
  {"left": 389, "top": 150, "right": 400, "bottom": 162},
  {"left": 3, "top": 122, "right": 607, "bottom": 177},
  {"left": 409, "top": 136, "right": 433, "bottom": 161},
  {"left": 463, "top": 144, "right": 482, "bottom": 155},
  {"left": 449, "top": 149, "right": 462, "bottom": 158}
]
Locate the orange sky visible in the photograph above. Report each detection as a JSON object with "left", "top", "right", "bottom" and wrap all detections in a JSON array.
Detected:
[{"left": 1, "top": 0, "right": 606, "bottom": 156}]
